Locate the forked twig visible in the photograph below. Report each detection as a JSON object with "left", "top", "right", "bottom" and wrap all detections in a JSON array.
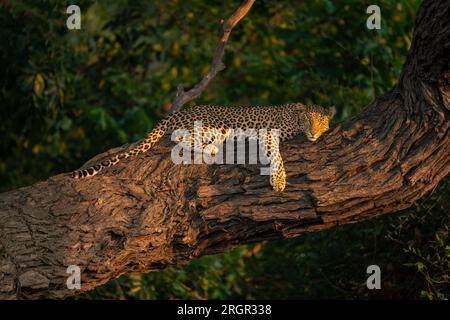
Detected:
[{"left": 170, "top": 0, "right": 255, "bottom": 112}]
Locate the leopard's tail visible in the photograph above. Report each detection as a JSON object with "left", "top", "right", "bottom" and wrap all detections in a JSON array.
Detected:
[{"left": 72, "top": 119, "right": 170, "bottom": 179}]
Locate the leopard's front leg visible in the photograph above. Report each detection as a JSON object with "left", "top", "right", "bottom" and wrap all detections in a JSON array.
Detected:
[
  {"left": 260, "top": 130, "right": 286, "bottom": 192},
  {"left": 270, "top": 153, "right": 286, "bottom": 192}
]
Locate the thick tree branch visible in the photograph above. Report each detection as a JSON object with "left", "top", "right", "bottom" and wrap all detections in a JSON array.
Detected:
[
  {"left": 0, "top": 0, "right": 449, "bottom": 299},
  {"left": 170, "top": 0, "right": 255, "bottom": 111}
]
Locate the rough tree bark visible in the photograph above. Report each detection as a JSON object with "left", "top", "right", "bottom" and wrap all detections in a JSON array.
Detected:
[{"left": 0, "top": 0, "right": 449, "bottom": 299}]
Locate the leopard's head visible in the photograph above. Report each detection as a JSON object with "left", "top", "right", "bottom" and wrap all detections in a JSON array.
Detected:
[{"left": 304, "top": 105, "right": 336, "bottom": 142}]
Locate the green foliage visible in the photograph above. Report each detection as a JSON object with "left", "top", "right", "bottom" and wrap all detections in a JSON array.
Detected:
[
  {"left": 83, "top": 249, "right": 248, "bottom": 300},
  {"left": 1, "top": 0, "right": 447, "bottom": 299},
  {"left": 0, "top": 0, "right": 419, "bottom": 190}
]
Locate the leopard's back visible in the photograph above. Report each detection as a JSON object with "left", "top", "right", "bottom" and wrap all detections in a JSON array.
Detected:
[{"left": 167, "top": 104, "right": 295, "bottom": 137}]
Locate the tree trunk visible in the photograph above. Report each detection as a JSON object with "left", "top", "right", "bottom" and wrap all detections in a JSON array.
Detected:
[{"left": 0, "top": 0, "right": 449, "bottom": 299}]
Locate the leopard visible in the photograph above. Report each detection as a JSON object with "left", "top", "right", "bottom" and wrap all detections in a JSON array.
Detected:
[{"left": 72, "top": 103, "right": 336, "bottom": 192}]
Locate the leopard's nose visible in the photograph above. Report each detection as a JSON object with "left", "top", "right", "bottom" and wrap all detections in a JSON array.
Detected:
[{"left": 307, "top": 130, "right": 317, "bottom": 141}]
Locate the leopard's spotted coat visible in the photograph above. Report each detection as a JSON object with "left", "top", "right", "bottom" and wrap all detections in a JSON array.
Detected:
[{"left": 72, "top": 103, "right": 335, "bottom": 192}]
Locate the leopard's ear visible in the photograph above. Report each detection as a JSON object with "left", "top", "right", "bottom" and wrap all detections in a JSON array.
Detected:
[{"left": 327, "top": 106, "right": 336, "bottom": 118}]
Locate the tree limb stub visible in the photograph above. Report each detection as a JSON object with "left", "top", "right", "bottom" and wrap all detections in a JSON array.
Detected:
[
  {"left": 0, "top": 0, "right": 449, "bottom": 299},
  {"left": 170, "top": 0, "right": 255, "bottom": 112}
]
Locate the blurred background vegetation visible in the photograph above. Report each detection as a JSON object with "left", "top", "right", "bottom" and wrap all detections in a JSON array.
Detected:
[{"left": 1, "top": 0, "right": 448, "bottom": 299}]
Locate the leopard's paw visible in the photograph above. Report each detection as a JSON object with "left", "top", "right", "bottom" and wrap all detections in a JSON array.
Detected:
[{"left": 270, "top": 173, "right": 286, "bottom": 193}]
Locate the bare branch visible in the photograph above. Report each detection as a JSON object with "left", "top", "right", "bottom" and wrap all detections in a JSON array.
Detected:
[{"left": 169, "top": 0, "right": 255, "bottom": 112}]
